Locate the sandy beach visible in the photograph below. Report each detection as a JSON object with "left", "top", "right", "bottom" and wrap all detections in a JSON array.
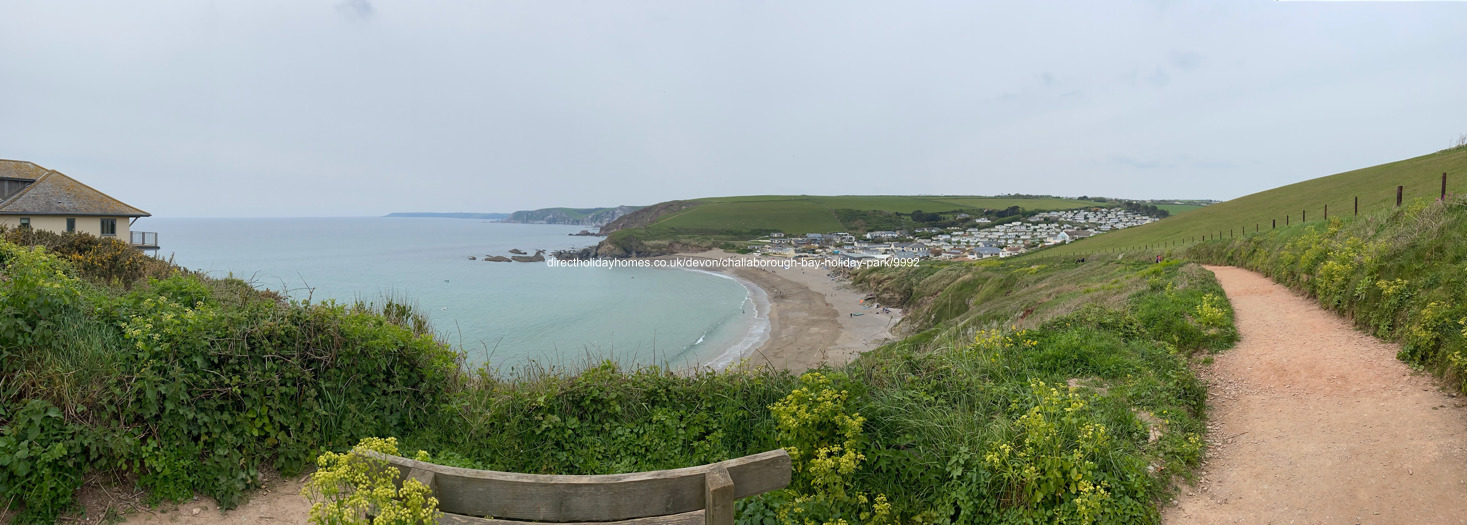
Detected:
[{"left": 657, "top": 250, "right": 902, "bottom": 373}]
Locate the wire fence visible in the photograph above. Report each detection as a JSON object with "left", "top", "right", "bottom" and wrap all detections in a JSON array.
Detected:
[{"left": 1018, "top": 172, "right": 1454, "bottom": 265}]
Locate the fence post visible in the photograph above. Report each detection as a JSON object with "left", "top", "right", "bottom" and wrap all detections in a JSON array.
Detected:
[
  {"left": 1272, "top": 219, "right": 1276, "bottom": 229},
  {"left": 1445, "top": 172, "right": 1450, "bottom": 199},
  {"left": 1286, "top": 215, "right": 1290, "bottom": 226},
  {"left": 1354, "top": 196, "right": 1358, "bottom": 217},
  {"left": 1324, "top": 204, "right": 1328, "bottom": 220},
  {"left": 1397, "top": 186, "right": 1403, "bottom": 207},
  {"left": 1302, "top": 209, "right": 1306, "bottom": 222}
]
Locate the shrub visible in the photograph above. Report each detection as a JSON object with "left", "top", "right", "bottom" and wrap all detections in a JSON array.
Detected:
[
  {"left": 301, "top": 437, "right": 439, "bottom": 525},
  {"left": 0, "top": 400, "right": 90, "bottom": 524}
]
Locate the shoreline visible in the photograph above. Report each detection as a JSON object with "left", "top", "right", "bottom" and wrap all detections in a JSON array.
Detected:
[{"left": 654, "top": 250, "right": 903, "bottom": 373}]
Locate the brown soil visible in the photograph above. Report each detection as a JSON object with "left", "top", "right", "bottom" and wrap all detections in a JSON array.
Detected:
[
  {"left": 115, "top": 473, "right": 310, "bottom": 525},
  {"left": 1165, "top": 266, "right": 1467, "bottom": 524}
]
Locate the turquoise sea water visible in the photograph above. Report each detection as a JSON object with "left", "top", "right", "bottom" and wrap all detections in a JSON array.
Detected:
[{"left": 136, "top": 217, "right": 763, "bottom": 372}]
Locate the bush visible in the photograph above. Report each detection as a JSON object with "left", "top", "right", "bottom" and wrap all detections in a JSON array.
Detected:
[
  {"left": 0, "top": 400, "right": 90, "bottom": 524},
  {"left": 301, "top": 437, "right": 439, "bottom": 525}
]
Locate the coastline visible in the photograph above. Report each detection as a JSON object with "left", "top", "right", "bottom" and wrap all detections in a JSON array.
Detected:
[{"left": 656, "top": 250, "right": 903, "bottom": 373}]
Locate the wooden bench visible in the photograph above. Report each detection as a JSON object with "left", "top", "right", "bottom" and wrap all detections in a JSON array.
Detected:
[{"left": 367, "top": 449, "right": 792, "bottom": 525}]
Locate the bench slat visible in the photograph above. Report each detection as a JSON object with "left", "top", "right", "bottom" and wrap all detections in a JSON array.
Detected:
[
  {"left": 438, "top": 509, "right": 704, "bottom": 525},
  {"left": 370, "top": 449, "right": 790, "bottom": 522}
]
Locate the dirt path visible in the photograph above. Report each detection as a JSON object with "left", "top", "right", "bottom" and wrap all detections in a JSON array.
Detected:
[
  {"left": 115, "top": 475, "right": 309, "bottom": 525},
  {"left": 1165, "top": 266, "right": 1467, "bottom": 524}
]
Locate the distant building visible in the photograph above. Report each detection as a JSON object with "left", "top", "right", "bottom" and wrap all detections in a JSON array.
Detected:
[{"left": 0, "top": 160, "right": 155, "bottom": 249}]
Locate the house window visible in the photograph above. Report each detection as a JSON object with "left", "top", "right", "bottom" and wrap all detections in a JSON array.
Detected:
[
  {"left": 66, "top": 218, "right": 75, "bottom": 233},
  {"left": 100, "top": 218, "right": 116, "bottom": 236},
  {"left": 19, "top": 218, "right": 29, "bottom": 229}
]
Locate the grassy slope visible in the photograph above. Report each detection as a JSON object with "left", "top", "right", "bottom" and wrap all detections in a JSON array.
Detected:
[
  {"left": 650, "top": 195, "right": 1106, "bottom": 235},
  {"left": 1043, "top": 148, "right": 1467, "bottom": 256},
  {"left": 1154, "top": 203, "right": 1203, "bottom": 215}
]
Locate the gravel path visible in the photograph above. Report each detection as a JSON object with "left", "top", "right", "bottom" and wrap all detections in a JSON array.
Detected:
[{"left": 1165, "top": 266, "right": 1467, "bottom": 524}]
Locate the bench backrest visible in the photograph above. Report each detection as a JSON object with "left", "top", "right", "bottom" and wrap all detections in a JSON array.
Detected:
[{"left": 368, "top": 449, "right": 792, "bottom": 525}]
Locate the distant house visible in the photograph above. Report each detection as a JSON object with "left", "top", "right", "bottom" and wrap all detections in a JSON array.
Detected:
[
  {"left": 1063, "top": 230, "right": 1094, "bottom": 240},
  {"left": 974, "top": 246, "right": 1003, "bottom": 258},
  {"left": 0, "top": 160, "right": 155, "bottom": 249}
]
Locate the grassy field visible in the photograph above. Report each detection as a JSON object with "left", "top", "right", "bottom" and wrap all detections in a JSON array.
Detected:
[
  {"left": 1042, "top": 147, "right": 1467, "bottom": 256},
  {"left": 649, "top": 195, "right": 1106, "bottom": 235},
  {"left": 1154, "top": 203, "right": 1204, "bottom": 215},
  {"left": 929, "top": 196, "right": 1110, "bottom": 211}
]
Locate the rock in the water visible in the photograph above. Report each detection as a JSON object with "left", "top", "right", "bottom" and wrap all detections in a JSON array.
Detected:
[
  {"left": 511, "top": 250, "right": 546, "bottom": 263},
  {"left": 468, "top": 256, "right": 477, "bottom": 260},
  {"left": 483, "top": 255, "right": 512, "bottom": 262},
  {"left": 508, "top": 249, "right": 527, "bottom": 255}
]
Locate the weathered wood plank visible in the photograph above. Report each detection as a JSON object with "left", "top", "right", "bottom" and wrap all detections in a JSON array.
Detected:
[
  {"left": 365, "top": 449, "right": 790, "bottom": 522},
  {"left": 436, "top": 509, "right": 704, "bottom": 525},
  {"left": 703, "top": 467, "right": 734, "bottom": 525},
  {"left": 407, "top": 467, "right": 436, "bottom": 491}
]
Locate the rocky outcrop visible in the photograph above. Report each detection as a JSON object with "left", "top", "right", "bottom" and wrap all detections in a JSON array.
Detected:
[
  {"left": 483, "top": 256, "right": 511, "bottom": 262},
  {"left": 510, "top": 250, "right": 546, "bottom": 263},
  {"left": 508, "top": 249, "right": 526, "bottom": 255},
  {"left": 597, "top": 200, "right": 699, "bottom": 235}
]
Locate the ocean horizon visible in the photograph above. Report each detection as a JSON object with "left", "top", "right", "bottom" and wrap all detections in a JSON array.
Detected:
[{"left": 135, "top": 216, "right": 766, "bottom": 373}]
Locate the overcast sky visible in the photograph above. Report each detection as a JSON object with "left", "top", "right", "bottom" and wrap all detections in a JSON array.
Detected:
[{"left": 3, "top": 1, "right": 1465, "bottom": 217}]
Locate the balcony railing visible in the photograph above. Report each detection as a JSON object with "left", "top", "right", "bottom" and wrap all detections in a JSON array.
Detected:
[{"left": 130, "top": 231, "right": 159, "bottom": 249}]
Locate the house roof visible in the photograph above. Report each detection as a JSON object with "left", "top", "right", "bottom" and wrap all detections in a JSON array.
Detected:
[
  {"left": 0, "top": 161, "right": 149, "bottom": 217},
  {"left": 0, "top": 160, "right": 50, "bottom": 182}
]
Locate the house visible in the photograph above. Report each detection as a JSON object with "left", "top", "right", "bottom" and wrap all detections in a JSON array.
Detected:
[
  {"left": 0, "top": 160, "right": 155, "bottom": 249},
  {"left": 974, "top": 246, "right": 1004, "bottom": 258}
]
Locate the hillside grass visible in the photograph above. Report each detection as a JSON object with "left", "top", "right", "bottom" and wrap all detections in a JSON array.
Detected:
[
  {"left": 1154, "top": 204, "right": 1203, "bottom": 215},
  {"left": 1186, "top": 194, "right": 1467, "bottom": 391},
  {"left": 1044, "top": 148, "right": 1467, "bottom": 256},
  {"left": 629, "top": 194, "right": 1107, "bottom": 239}
]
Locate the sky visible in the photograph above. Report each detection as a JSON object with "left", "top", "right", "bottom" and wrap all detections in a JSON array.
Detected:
[{"left": 2, "top": 1, "right": 1465, "bottom": 217}]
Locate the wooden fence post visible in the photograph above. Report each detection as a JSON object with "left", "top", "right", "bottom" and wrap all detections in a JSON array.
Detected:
[
  {"left": 1272, "top": 219, "right": 1276, "bottom": 229},
  {"left": 1286, "top": 215, "right": 1289, "bottom": 226},
  {"left": 1302, "top": 209, "right": 1306, "bottom": 222},
  {"left": 1324, "top": 204, "right": 1328, "bottom": 220},
  {"left": 1397, "top": 186, "right": 1403, "bottom": 207},
  {"left": 705, "top": 466, "right": 735, "bottom": 525},
  {"left": 1354, "top": 196, "right": 1358, "bottom": 216},
  {"left": 1445, "top": 172, "right": 1450, "bottom": 199}
]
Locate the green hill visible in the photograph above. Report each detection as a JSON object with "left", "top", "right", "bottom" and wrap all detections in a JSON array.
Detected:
[
  {"left": 1044, "top": 147, "right": 1467, "bottom": 256},
  {"left": 595, "top": 194, "right": 1110, "bottom": 256},
  {"left": 621, "top": 194, "right": 1107, "bottom": 236}
]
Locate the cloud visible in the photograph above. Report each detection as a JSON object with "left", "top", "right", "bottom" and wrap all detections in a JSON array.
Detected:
[
  {"left": 1170, "top": 51, "right": 1204, "bottom": 71},
  {"left": 1111, "top": 155, "right": 1167, "bottom": 169},
  {"left": 336, "top": 0, "right": 374, "bottom": 20},
  {"left": 1109, "top": 155, "right": 1238, "bottom": 170},
  {"left": 1144, "top": 66, "right": 1171, "bottom": 87}
]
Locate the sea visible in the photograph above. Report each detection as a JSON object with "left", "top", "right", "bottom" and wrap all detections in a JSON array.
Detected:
[{"left": 135, "top": 217, "right": 768, "bottom": 373}]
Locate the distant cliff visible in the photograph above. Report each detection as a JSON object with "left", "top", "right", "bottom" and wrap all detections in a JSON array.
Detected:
[{"left": 502, "top": 206, "right": 641, "bottom": 227}]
